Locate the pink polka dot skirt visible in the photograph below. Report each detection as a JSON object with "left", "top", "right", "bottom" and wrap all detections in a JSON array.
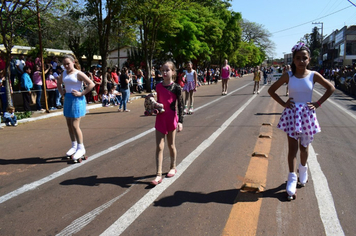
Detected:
[{"left": 277, "top": 103, "right": 321, "bottom": 147}]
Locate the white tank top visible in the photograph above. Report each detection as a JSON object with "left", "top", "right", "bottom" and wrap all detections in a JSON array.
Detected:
[
  {"left": 288, "top": 71, "right": 314, "bottom": 104},
  {"left": 62, "top": 70, "right": 82, "bottom": 93},
  {"left": 186, "top": 70, "right": 195, "bottom": 82}
]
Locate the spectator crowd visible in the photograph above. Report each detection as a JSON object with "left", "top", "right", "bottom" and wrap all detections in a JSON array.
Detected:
[{"left": 1, "top": 52, "right": 261, "bottom": 127}]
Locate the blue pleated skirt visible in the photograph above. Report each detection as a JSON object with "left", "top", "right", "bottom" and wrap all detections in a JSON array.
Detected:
[{"left": 63, "top": 93, "right": 86, "bottom": 118}]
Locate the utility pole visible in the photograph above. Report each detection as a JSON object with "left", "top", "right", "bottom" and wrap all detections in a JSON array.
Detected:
[
  {"left": 312, "top": 22, "right": 323, "bottom": 66},
  {"left": 36, "top": 0, "right": 49, "bottom": 113}
]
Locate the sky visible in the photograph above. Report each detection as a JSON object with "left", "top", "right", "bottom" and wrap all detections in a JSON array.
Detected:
[{"left": 231, "top": 0, "right": 356, "bottom": 59}]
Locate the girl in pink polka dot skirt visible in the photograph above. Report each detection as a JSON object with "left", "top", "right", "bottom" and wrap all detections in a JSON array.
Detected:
[{"left": 268, "top": 43, "right": 335, "bottom": 200}]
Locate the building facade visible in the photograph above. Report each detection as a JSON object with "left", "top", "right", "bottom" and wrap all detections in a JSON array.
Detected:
[
  {"left": 322, "top": 25, "right": 356, "bottom": 67},
  {"left": 107, "top": 47, "right": 131, "bottom": 69}
]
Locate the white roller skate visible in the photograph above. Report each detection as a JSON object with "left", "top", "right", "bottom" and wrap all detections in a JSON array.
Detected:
[
  {"left": 184, "top": 106, "right": 188, "bottom": 115},
  {"left": 298, "top": 163, "right": 308, "bottom": 187},
  {"left": 72, "top": 144, "right": 87, "bottom": 163},
  {"left": 66, "top": 141, "right": 77, "bottom": 159},
  {"left": 286, "top": 172, "right": 297, "bottom": 200},
  {"left": 188, "top": 106, "right": 194, "bottom": 115}
]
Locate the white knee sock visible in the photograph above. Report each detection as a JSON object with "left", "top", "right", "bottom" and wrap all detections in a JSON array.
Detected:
[{"left": 66, "top": 141, "right": 78, "bottom": 156}]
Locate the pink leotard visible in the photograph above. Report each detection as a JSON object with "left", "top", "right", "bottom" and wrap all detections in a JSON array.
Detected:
[
  {"left": 221, "top": 65, "right": 230, "bottom": 79},
  {"left": 155, "top": 83, "right": 178, "bottom": 134}
]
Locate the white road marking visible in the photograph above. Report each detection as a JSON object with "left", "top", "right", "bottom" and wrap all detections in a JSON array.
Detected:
[
  {"left": 100, "top": 87, "right": 260, "bottom": 235},
  {"left": 0, "top": 128, "right": 155, "bottom": 204},
  {"left": 56, "top": 188, "right": 131, "bottom": 236},
  {"left": 314, "top": 89, "right": 356, "bottom": 120},
  {"left": 308, "top": 146, "right": 345, "bottom": 236},
  {"left": 306, "top": 88, "right": 347, "bottom": 235},
  {"left": 0, "top": 82, "right": 252, "bottom": 205},
  {"left": 3, "top": 82, "right": 347, "bottom": 236}
]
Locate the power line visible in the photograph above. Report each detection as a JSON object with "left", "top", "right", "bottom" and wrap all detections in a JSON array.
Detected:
[
  {"left": 348, "top": 0, "right": 356, "bottom": 7},
  {"left": 272, "top": 5, "right": 353, "bottom": 34}
]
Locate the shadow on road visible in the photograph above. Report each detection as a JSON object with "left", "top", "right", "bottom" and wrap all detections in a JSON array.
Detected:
[
  {"left": 153, "top": 189, "right": 240, "bottom": 207},
  {"left": 60, "top": 175, "right": 157, "bottom": 188},
  {"left": 255, "top": 112, "right": 282, "bottom": 116},
  {"left": 0, "top": 156, "right": 68, "bottom": 165},
  {"left": 86, "top": 111, "right": 118, "bottom": 115},
  {"left": 154, "top": 183, "right": 295, "bottom": 207},
  {"left": 194, "top": 94, "right": 222, "bottom": 98},
  {"left": 229, "top": 93, "right": 257, "bottom": 96}
]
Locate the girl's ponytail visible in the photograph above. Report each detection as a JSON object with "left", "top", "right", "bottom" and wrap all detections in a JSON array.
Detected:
[{"left": 291, "top": 62, "right": 296, "bottom": 75}]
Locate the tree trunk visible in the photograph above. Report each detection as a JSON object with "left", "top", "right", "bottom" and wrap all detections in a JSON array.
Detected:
[
  {"left": 5, "top": 59, "right": 13, "bottom": 108},
  {"left": 145, "top": 58, "right": 152, "bottom": 93},
  {"left": 3, "top": 46, "right": 14, "bottom": 109}
]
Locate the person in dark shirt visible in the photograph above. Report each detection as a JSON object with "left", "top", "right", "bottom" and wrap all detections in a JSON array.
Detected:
[{"left": 155, "top": 66, "right": 163, "bottom": 85}]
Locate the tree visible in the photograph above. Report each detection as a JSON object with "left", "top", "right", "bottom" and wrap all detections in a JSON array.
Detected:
[
  {"left": 0, "top": 0, "right": 52, "bottom": 108},
  {"left": 299, "top": 34, "right": 311, "bottom": 47},
  {"left": 231, "top": 41, "right": 263, "bottom": 68},
  {"left": 85, "top": 0, "right": 125, "bottom": 86},
  {"left": 211, "top": 9, "right": 242, "bottom": 66},
  {"left": 111, "top": 11, "right": 137, "bottom": 69},
  {"left": 240, "top": 19, "right": 275, "bottom": 59},
  {"left": 157, "top": 2, "right": 219, "bottom": 66},
  {"left": 309, "top": 27, "right": 322, "bottom": 66},
  {"left": 62, "top": 9, "right": 98, "bottom": 69},
  {"left": 156, "top": 0, "right": 242, "bottom": 70},
  {"left": 299, "top": 27, "right": 322, "bottom": 66},
  {"left": 128, "top": 0, "right": 184, "bottom": 91}
]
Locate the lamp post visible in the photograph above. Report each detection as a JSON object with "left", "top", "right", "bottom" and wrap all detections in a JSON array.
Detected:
[{"left": 36, "top": 0, "right": 49, "bottom": 113}]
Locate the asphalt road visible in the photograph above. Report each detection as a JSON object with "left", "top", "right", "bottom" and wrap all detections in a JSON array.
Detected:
[{"left": 0, "top": 74, "right": 355, "bottom": 236}]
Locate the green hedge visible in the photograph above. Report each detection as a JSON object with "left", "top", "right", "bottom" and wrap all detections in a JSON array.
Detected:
[{"left": 15, "top": 111, "right": 32, "bottom": 120}]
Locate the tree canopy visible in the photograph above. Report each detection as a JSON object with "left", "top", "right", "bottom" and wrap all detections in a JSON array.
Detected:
[
  {"left": 299, "top": 26, "right": 322, "bottom": 66},
  {"left": 1, "top": 0, "right": 275, "bottom": 71}
]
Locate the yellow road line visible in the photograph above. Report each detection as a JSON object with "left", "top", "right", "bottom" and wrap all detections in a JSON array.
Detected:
[{"left": 222, "top": 101, "right": 277, "bottom": 236}]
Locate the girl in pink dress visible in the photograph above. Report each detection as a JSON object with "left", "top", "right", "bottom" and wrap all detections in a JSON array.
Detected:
[
  {"left": 268, "top": 43, "right": 334, "bottom": 200},
  {"left": 151, "top": 61, "right": 184, "bottom": 185},
  {"left": 221, "top": 59, "right": 231, "bottom": 95}
]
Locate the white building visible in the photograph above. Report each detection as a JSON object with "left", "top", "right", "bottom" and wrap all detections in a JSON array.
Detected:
[{"left": 107, "top": 47, "right": 131, "bottom": 69}]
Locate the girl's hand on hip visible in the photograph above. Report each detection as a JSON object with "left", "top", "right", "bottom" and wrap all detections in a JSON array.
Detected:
[
  {"left": 177, "top": 123, "right": 183, "bottom": 132},
  {"left": 307, "top": 102, "right": 317, "bottom": 110},
  {"left": 71, "top": 89, "right": 82, "bottom": 97},
  {"left": 285, "top": 98, "right": 294, "bottom": 109}
]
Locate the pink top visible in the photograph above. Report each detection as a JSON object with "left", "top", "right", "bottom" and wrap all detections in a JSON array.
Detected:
[
  {"left": 32, "top": 71, "right": 43, "bottom": 85},
  {"left": 221, "top": 65, "right": 230, "bottom": 79},
  {"left": 35, "top": 57, "right": 42, "bottom": 67},
  {"left": 155, "top": 83, "right": 178, "bottom": 134},
  {"left": 26, "top": 61, "right": 34, "bottom": 71},
  {"left": 0, "top": 57, "right": 5, "bottom": 71},
  {"left": 111, "top": 72, "right": 119, "bottom": 84}
]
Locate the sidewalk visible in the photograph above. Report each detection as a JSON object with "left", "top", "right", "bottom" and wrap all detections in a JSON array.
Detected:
[
  {"left": 0, "top": 92, "right": 152, "bottom": 128},
  {"left": 0, "top": 76, "right": 246, "bottom": 128}
]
